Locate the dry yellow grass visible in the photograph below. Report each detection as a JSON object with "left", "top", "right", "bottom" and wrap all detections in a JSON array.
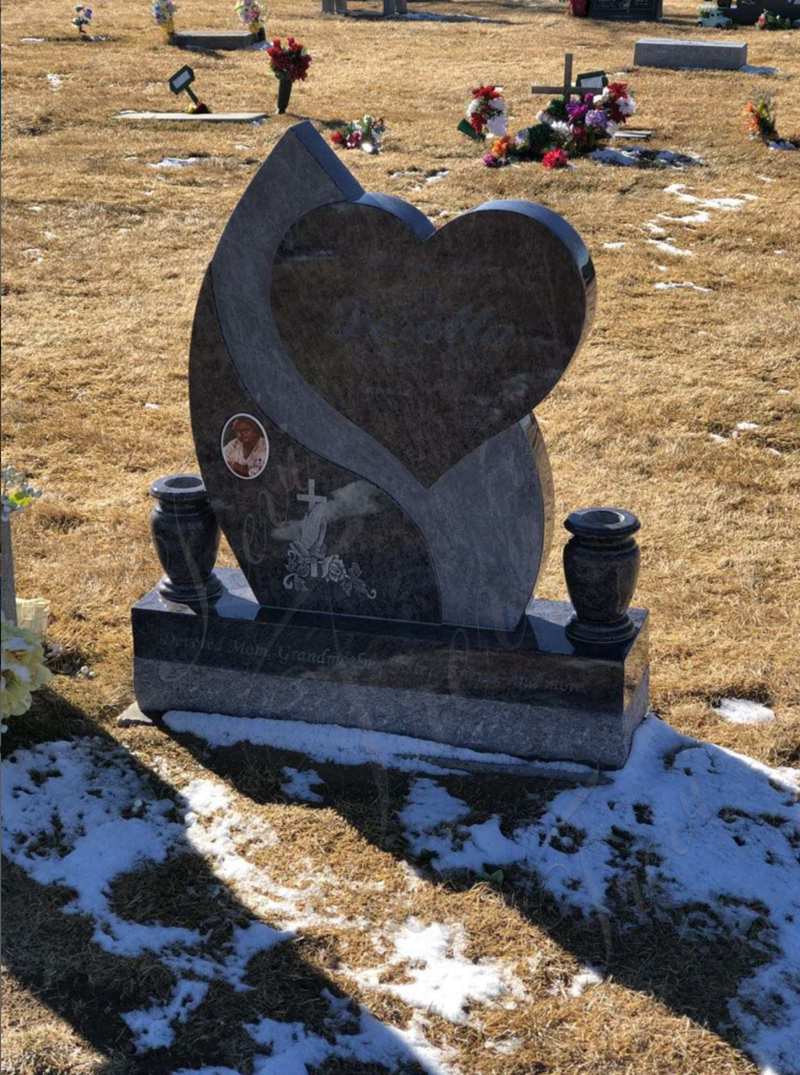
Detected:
[{"left": 1, "top": 0, "right": 799, "bottom": 1072}]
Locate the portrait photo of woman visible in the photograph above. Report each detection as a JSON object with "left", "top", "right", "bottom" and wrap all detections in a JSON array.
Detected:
[{"left": 221, "top": 413, "right": 269, "bottom": 480}]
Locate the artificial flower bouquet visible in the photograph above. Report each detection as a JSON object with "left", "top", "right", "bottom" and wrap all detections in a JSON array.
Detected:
[
  {"left": 537, "top": 81, "right": 636, "bottom": 156},
  {"left": 267, "top": 37, "right": 311, "bottom": 114},
  {"left": 267, "top": 37, "right": 312, "bottom": 82},
  {"left": 457, "top": 85, "right": 506, "bottom": 141},
  {"left": 185, "top": 101, "right": 211, "bottom": 114},
  {"left": 745, "top": 94, "right": 778, "bottom": 140},
  {"left": 331, "top": 115, "right": 386, "bottom": 154},
  {"left": 1, "top": 615, "right": 52, "bottom": 729},
  {"left": 152, "top": 0, "right": 178, "bottom": 35},
  {"left": 72, "top": 5, "right": 93, "bottom": 35},
  {"left": 757, "top": 9, "right": 793, "bottom": 27},
  {"left": 462, "top": 80, "right": 634, "bottom": 170},
  {"left": 235, "top": 0, "right": 264, "bottom": 34},
  {"left": 745, "top": 94, "right": 798, "bottom": 150}
]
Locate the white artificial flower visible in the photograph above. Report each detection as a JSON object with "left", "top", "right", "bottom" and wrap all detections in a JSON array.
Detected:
[
  {"left": 361, "top": 141, "right": 376, "bottom": 154},
  {"left": 606, "top": 120, "right": 620, "bottom": 136},
  {"left": 548, "top": 120, "right": 572, "bottom": 140},
  {"left": 467, "top": 98, "right": 482, "bottom": 117},
  {"left": 486, "top": 113, "right": 507, "bottom": 136},
  {"left": 618, "top": 97, "right": 636, "bottom": 116}
]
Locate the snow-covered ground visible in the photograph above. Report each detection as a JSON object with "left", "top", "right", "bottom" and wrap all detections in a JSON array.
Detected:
[{"left": 2, "top": 713, "right": 798, "bottom": 1075}]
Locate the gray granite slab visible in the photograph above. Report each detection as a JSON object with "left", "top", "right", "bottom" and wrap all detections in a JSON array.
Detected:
[
  {"left": 634, "top": 37, "right": 747, "bottom": 70},
  {"left": 116, "top": 112, "right": 269, "bottom": 123},
  {"left": 132, "top": 568, "right": 649, "bottom": 769},
  {"left": 190, "top": 122, "right": 594, "bottom": 631},
  {"left": 170, "top": 30, "right": 263, "bottom": 49}
]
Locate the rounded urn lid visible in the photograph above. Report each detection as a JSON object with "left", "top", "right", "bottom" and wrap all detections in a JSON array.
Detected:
[
  {"left": 150, "top": 473, "right": 208, "bottom": 504},
  {"left": 564, "top": 507, "right": 640, "bottom": 538}
]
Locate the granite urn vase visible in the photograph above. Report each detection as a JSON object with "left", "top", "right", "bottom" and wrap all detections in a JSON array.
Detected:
[
  {"left": 563, "top": 507, "right": 641, "bottom": 646},
  {"left": 150, "top": 474, "right": 223, "bottom": 605},
  {"left": 277, "top": 78, "right": 292, "bottom": 114}
]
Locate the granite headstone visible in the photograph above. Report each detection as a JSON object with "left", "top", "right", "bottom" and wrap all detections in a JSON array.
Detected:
[
  {"left": 589, "top": 0, "right": 663, "bottom": 20},
  {"left": 132, "top": 122, "right": 651, "bottom": 769}
]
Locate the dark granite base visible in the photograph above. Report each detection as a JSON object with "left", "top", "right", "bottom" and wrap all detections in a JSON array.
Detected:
[{"left": 132, "top": 568, "right": 649, "bottom": 769}]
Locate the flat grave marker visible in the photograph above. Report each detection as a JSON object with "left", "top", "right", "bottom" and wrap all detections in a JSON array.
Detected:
[
  {"left": 170, "top": 28, "right": 265, "bottom": 50},
  {"left": 634, "top": 37, "right": 748, "bottom": 70}
]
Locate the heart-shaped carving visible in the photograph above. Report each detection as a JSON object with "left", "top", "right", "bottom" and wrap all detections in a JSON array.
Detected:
[{"left": 271, "top": 199, "right": 593, "bottom": 488}]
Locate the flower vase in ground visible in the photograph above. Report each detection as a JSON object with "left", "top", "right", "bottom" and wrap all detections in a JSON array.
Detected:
[
  {"left": 277, "top": 78, "right": 292, "bottom": 114},
  {"left": 267, "top": 37, "right": 312, "bottom": 114}
]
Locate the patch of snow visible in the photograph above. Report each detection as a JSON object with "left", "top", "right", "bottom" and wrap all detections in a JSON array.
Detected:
[
  {"left": 766, "top": 448, "right": 782, "bottom": 457},
  {"left": 29, "top": 205, "right": 43, "bottom": 212},
  {"left": 568, "top": 964, "right": 604, "bottom": 998},
  {"left": 149, "top": 157, "right": 202, "bottom": 169},
  {"left": 654, "top": 282, "right": 711, "bottom": 292},
  {"left": 483, "top": 1036, "right": 521, "bottom": 1055},
  {"left": 1, "top": 741, "right": 293, "bottom": 1047},
  {"left": 400, "top": 778, "right": 471, "bottom": 834},
  {"left": 664, "top": 184, "right": 756, "bottom": 211},
  {"left": 145, "top": 402, "right": 160, "bottom": 410},
  {"left": 602, "top": 241, "right": 626, "bottom": 249},
  {"left": 123, "top": 980, "right": 209, "bottom": 1052},
  {"left": 281, "top": 767, "right": 325, "bottom": 803},
  {"left": 426, "top": 170, "right": 450, "bottom": 183},
  {"left": 393, "top": 715, "right": 800, "bottom": 1074},
  {"left": 714, "top": 699, "right": 775, "bottom": 725},
  {"left": 777, "top": 389, "right": 790, "bottom": 395},
  {"left": 46, "top": 73, "right": 62, "bottom": 91},
  {"left": 645, "top": 222, "right": 668, "bottom": 236},
  {"left": 180, "top": 777, "right": 233, "bottom": 817},
  {"left": 244, "top": 999, "right": 455, "bottom": 1075},
  {"left": 163, "top": 711, "right": 563, "bottom": 776},
  {"left": 709, "top": 433, "right": 728, "bottom": 444},
  {"left": 344, "top": 918, "right": 520, "bottom": 1024},
  {"left": 657, "top": 210, "right": 711, "bottom": 225},
  {"left": 647, "top": 239, "right": 693, "bottom": 256},
  {"left": 735, "top": 422, "right": 760, "bottom": 432},
  {"left": 21, "top": 36, "right": 46, "bottom": 42},
  {"left": 768, "top": 140, "right": 799, "bottom": 152}
]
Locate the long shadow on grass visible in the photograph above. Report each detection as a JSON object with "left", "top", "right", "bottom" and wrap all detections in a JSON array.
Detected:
[
  {"left": 0, "top": 697, "right": 436, "bottom": 1075},
  {"left": 162, "top": 717, "right": 798, "bottom": 1072}
]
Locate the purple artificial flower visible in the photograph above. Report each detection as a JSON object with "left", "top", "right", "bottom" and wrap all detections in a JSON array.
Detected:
[
  {"left": 566, "top": 101, "right": 589, "bottom": 121},
  {"left": 586, "top": 109, "right": 609, "bottom": 129},
  {"left": 483, "top": 152, "right": 501, "bottom": 167}
]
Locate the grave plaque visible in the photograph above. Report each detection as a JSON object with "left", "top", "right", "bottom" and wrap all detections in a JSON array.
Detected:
[
  {"left": 131, "top": 122, "right": 651, "bottom": 769},
  {"left": 589, "top": 0, "right": 663, "bottom": 20}
]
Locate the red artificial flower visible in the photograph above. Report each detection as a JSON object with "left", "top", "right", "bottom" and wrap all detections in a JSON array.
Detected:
[
  {"left": 331, "top": 130, "right": 344, "bottom": 144},
  {"left": 607, "top": 82, "right": 628, "bottom": 99},
  {"left": 543, "top": 148, "right": 569, "bottom": 170}
]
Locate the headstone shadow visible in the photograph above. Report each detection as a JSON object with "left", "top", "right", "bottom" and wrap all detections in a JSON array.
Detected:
[
  {"left": 1, "top": 705, "right": 437, "bottom": 1075},
  {"left": 162, "top": 716, "right": 798, "bottom": 1073}
]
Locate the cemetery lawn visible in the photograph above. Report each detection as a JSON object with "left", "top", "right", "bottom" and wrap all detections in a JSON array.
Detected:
[{"left": 1, "top": 1, "right": 798, "bottom": 1074}]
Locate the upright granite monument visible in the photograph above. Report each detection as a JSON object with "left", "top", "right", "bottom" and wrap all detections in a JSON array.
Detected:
[{"left": 132, "top": 121, "right": 650, "bottom": 769}]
